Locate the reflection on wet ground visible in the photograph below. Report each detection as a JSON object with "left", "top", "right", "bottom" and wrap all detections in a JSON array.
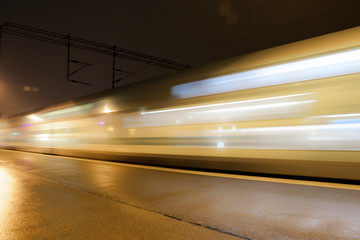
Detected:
[{"left": 0, "top": 149, "right": 360, "bottom": 240}]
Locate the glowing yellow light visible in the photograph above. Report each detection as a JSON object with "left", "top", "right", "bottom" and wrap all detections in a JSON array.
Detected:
[
  {"left": 23, "top": 86, "right": 31, "bottom": 91},
  {"left": 0, "top": 168, "right": 14, "bottom": 232},
  {"left": 103, "top": 106, "right": 113, "bottom": 113},
  {"left": 0, "top": 168, "right": 13, "bottom": 183}
]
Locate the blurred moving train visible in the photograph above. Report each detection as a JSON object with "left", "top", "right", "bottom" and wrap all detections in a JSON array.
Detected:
[{"left": 1, "top": 27, "right": 360, "bottom": 180}]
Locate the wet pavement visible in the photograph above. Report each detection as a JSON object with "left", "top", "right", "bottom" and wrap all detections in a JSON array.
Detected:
[{"left": 0, "top": 149, "right": 360, "bottom": 240}]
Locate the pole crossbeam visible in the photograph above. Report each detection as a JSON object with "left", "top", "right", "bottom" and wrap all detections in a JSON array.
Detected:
[{"left": 0, "top": 22, "right": 189, "bottom": 71}]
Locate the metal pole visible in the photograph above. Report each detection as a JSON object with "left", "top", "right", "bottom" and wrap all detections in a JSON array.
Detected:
[
  {"left": 67, "top": 33, "right": 70, "bottom": 81},
  {"left": 0, "top": 28, "right": 3, "bottom": 73},
  {"left": 112, "top": 46, "right": 116, "bottom": 88}
]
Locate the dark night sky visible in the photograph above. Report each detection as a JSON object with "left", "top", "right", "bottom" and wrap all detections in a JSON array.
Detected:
[{"left": 1, "top": 0, "right": 360, "bottom": 117}]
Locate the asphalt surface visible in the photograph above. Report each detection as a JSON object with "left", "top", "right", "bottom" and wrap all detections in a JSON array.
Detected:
[{"left": 0, "top": 149, "right": 359, "bottom": 240}]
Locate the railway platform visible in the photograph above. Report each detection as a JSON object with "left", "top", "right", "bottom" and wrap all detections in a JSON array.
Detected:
[{"left": 0, "top": 149, "right": 359, "bottom": 240}]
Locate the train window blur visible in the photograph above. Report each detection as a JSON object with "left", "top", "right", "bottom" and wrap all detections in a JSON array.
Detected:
[{"left": 39, "top": 103, "right": 95, "bottom": 120}]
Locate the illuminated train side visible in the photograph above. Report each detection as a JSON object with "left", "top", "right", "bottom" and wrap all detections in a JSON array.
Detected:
[{"left": 1, "top": 27, "right": 360, "bottom": 180}]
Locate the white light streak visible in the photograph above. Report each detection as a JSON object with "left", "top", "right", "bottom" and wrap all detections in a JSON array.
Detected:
[
  {"left": 35, "top": 134, "right": 50, "bottom": 141},
  {"left": 27, "top": 115, "right": 43, "bottom": 121},
  {"left": 310, "top": 113, "right": 360, "bottom": 118},
  {"left": 227, "top": 123, "right": 360, "bottom": 133},
  {"left": 142, "top": 93, "right": 313, "bottom": 115},
  {"left": 172, "top": 47, "right": 360, "bottom": 99},
  {"left": 198, "top": 100, "right": 316, "bottom": 114}
]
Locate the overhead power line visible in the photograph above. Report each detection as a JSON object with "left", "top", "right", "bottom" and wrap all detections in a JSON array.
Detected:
[{"left": 0, "top": 22, "right": 189, "bottom": 71}]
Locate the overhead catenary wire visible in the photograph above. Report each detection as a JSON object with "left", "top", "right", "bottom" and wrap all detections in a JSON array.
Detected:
[
  {"left": 175, "top": 2, "right": 360, "bottom": 65},
  {"left": 133, "top": 0, "right": 283, "bottom": 52},
  {"left": 0, "top": 22, "right": 189, "bottom": 71}
]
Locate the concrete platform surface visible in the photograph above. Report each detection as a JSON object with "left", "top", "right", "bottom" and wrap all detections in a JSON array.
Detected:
[{"left": 0, "top": 149, "right": 360, "bottom": 240}]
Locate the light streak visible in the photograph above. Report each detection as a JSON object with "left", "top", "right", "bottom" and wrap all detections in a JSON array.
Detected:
[
  {"left": 141, "top": 93, "right": 313, "bottom": 115},
  {"left": 172, "top": 47, "right": 360, "bottom": 99}
]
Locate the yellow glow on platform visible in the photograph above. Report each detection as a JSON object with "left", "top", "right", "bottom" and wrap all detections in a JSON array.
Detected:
[
  {"left": 0, "top": 168, "right": 15, "bottom": 230},
  {"left": 0, "top": 168, "right": 13, "bottom": 184}
]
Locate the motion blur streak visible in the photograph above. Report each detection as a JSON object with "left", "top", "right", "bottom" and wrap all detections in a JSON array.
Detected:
[
  {"left": 1, "top": 26, "right": 360, "bottom": 180},
  {"left": 237, "top": 123, "right": 360, "bottom": 132},
  {"left": 125, "top": 93, "right": 315, "bottom": 127},
  {"left": 142, "top": 93, "right": 313, "bottom": 115},
  {"left": 197, "top": 100, "right": 316, "bottom": 114},
  {"left": 172, "top": 47, "right": 360, "bottom": 99},
  {"left": 310, "top": 113, "right": 360, "bottom": 118}
]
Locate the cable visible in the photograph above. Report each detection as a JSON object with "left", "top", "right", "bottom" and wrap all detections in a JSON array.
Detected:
[
  {"left": 133, "top": 0, "right": 282, "bottom": 51},
  {"left": 170, "top": 2, "right": 360, "bottom": 66}
]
